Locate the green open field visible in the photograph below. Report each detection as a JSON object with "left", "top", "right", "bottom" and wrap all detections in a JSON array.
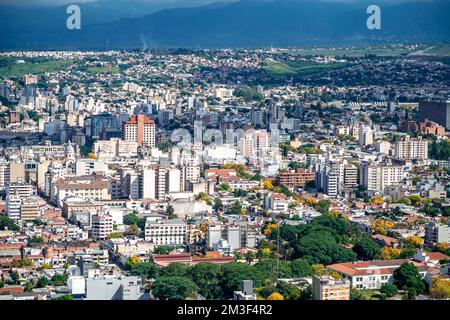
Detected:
[
  {"left": 262, "top": 60, "right": 349, "bottom": 77},
  {"left": 87, "top": 66, "right": 120, "bottom": 74},
  {"left": 0, "top": 58, "right": 72, "bottom": 78}
]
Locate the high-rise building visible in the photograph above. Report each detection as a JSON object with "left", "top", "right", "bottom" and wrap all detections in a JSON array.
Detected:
[
  {"left": 360, "top": 164, "right": 405, "bottom": 192},
  {"left": 358, "top": 125, "right": 373, "bottom": 146},
  {"left": 418, "top": 101, "right": 450, "bottom": 130},
  {"left": 425, "top": 221, "right": 450, "bottom": 246},
  {"left": 394, "top": 136, "right": 428, "bottom": 161},
  {"left": 122, "top": 114, "right": 156, "bottom": 148},
  {"left": 91, "top": 213, "right": 113, "bottom": 240},
  {"left": 144, "top": 218, "right": 187, "bottom": 245}
]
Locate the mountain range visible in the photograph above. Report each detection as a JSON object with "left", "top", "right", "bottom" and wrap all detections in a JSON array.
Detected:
[{"left": 1, "top": 0, "right": 449, "bottom": 49}]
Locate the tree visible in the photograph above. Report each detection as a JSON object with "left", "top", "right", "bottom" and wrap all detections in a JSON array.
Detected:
[
  {"left": 55, "top": 294, "right": 74, "bottom": 300},
  {"left": 405, "top": 236, "right": 423, "bottom": 248},
  {"left": 125, "top": 256, "right": 141, "bottom": 268},
  {"left": 379, "top": 283, "right": 398, "bottom": 297},
  {"left": 158, "top": 262, "right": 189, "bottom": 278},
  {"left": 51, "top": 273, "right": 68, "bottom": 286},
  {"left": 36, "top": 276, "right": 49, "bottom": 288},
  {"left": 290, "top": 259, "right": 313, "bottom": 277},
  {"left": 430, "top": 278, "right": 450, "bottom": 299},
  {"left": 267, "top": 292, "right": 284, "bottom": 300},
  {"left": 219, "top": 183, "right": 232, "bottom": 192},
  {"left": 219, "top": 262, "right": 265, "bottom": 298},
  {"left": 226, "top": 200, "right": 245, "bottom": 215},
  {"left": 129, "top": 262, "right": 158, "bottom": 280},
  {"left": 0, "top": 216, "right": 19, "bottom": 231},
  {"left": 245, "top": 251, "right": 256, "bottom": 264},
  {"left": 166, "top": 205, "right": 175, "bottom": 216},
  {"left": 213, "top": 197, "right": 223, "bottom": 212},
  {"left": 24, "top": 280, "right": 35, "bottom": 292},
  {"left": 352, "top": 238, "right": 381, "bottom": 261},
  {"left": 153, "top": 246, "right": 171, "bottom": 255},
  {"left": 393, "top": 263, "right": 425, "bottom": 293},
  {"left": 152, "top": 276, "right": 198, "bottom": 300},
  {"left": 188, "top": 263, "right": 222, "bottom": 299},
  {"left": 381, "top": 247, "right": 401, "bottom": 260}
]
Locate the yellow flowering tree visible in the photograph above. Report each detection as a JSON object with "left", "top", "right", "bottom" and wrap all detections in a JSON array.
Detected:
[
  {"left": 381, "top": 247, "right": 401, "bottom": 260},
  {"left": 267, "top": 292, "right": 284, "bottom": 300},
  {"left": 430, "top": 278, "right": 450, "bottom": 299},
  {"left": 406, "top": 236, "right": 423, "bottom": 247}
]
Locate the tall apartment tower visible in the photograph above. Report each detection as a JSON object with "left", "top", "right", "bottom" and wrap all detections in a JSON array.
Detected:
[
  {"left": 122, "top": 114, "right": 156, "bottom": 148},
  {"left": 394, "top": 136, "right": 428, "bottom": 161},
  {"left": 418, "top": 101, "right": 450, "bottom": 130}
]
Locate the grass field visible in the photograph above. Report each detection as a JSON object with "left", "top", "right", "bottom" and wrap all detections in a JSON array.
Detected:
[
  {"left": 87, "top": 66, "right": 120, "bottom": 74},
  {"left": 262, "top": 60, "right": 349, "bottom": 77},
  {"left": 0, "top": 58, "right": 72, "bottom": 78}
]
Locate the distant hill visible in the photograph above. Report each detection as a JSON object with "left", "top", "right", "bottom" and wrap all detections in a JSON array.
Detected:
[{"left": 1, "top": 0, "right": 449, "bottom": 50}]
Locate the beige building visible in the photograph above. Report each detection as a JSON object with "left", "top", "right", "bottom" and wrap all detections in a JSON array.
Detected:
[
  {"left": 312, "top": 275, "right": 350, "bottom": 300},
  {"left": 394, "top": 136, "right": 428, "bottom": 160},
  {"left": 52, "top": 175, "right": 112, "bottom": 207},
  {"left": 122, "top": 115, "right": 155, "bottom": 148}
]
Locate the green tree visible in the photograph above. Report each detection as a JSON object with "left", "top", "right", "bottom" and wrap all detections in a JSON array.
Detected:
[
  {"left": 51, "top": 273, "right": 68, "bottom": 286},
  {"left": 55, "top": 294, "right": 74, "bottom": 300},
  {"left": 226, "top": 200, "right": 244, "bottom": 215},
  {"left": 158, "top": 262, "right": 189, "bottom": 278},
  {"left": 219, "top": 183, "right": 232, "bottom": 192},
  {"left": 213, "top": 197, "right": 223, "bottom": 212},
  {"left": 219, "top": 262, "right": 265, "bottom": 298},
  {"left": 153, "top": 246, "right": 171, "bottom": 255},
  {"left": 152, "top": 276, "right": 198, "bottom": 300},
  {"left": 188, "top": 263, "right": 223, "bottom": 299},
  {"left": 352, "top": 238, "right": 381, "bottom": 261},
  {"left": 290, "top": 259, "right": 313, "bottom": 277},
  {"left": 129, "top": 262, "right": 158, "bottom": 280},
  {"left": 36, "top": 276, "right": 49, "bottom": 288},
  {"left": 393, "top": 263, "right": 425, "bottom": 293},
  {"left": 245, "top": 251, "right": 256, "bottom": 264},
  {"left": 379, "top": 283, "right": 398, "bottom": 297},
  {"left": 0, "top": 216, "right": 19, "bottom": 231},
  {"left": 31, "top": 236, "right": 44, "bottom": 243}
]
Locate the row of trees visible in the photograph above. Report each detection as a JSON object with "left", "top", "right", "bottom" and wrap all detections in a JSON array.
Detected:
[{"left": 125, "top": 256, "right": 315, "bottom": 300}]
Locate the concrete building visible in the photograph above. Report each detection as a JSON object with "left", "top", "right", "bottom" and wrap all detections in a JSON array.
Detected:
[
  {"left": 85, "top": 276, "right": 143, "bottom": 300},
  {"left": 394, "top": 136, "right": 428, "bottom": 161},
  {"left": 144, "top": 218, "right": 187, "bottom": 246},
  {"left": 425, "top": 221, "right": 450, "bottom": 245},
  {"left": 312, "top": 275, "right": 350, "bottom": 300},
  {"left": 358, "top": 125, "right": 373, "bottom": 146},
  {"left": 122, "top": 114, "right": 155, "bottom": 148},
  {"left": 91, "top": 213, "right": 113, "bottom": 240},
  {"left": 328, "top": 259, "right": 431, "bottom": 290},
  {"left": 418, "top": 101, "right": 450, "bottom": 130},
  {"left": 233, "top": 280, "right": 256, "bottom": 300},
  {"left": 360, "top": 164, "right": 404, "bottom": 192}
]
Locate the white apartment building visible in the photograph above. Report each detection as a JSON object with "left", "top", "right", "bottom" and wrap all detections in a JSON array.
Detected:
[
  {"left": 394, "top": 136, "right": 428, "bottom": 160},
  {"left": 75, "top": 159, "right": 109, "bottom": 176},
  {"left": 6, "top": 195, "right": 21, "bottom": 220},
  {"left": 94, "top": 138, "right": 138, "bottom": 159},
  {"left": 358, "top": 125, "right": 373, "bottom": 146},
  {"left": 360, "top": 164, "right": 405, "bottom": 192},
  {"left": 144, "top": 218, "right": 187, "bottom": 246},
  {"left": 91, "top": 213, "right": 113, "bottom": 240}
]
